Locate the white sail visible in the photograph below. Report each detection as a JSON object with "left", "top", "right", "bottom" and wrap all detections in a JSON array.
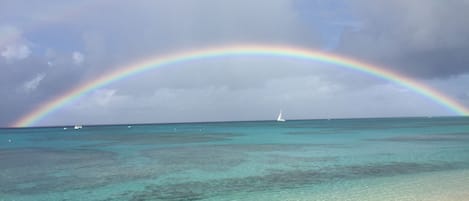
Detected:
[{"left": 277, "top": 111, "right": 286, "bottom": 122}]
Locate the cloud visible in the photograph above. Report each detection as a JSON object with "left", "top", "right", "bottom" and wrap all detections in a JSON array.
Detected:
[
  {"left": 426, "top": 74, "right": 469, "bottom": 105},
  {"left": 72, "top": 51, "right": 84, "bottom": 65},
  {"left": 1, "top": 0, "right": 469, "bottom": 127},
  {"left": 91, "top": 89, "right": 117, "bottom": 106},
  {"left": 335, "top": 0, "right": 469, "bottom": 78},
  {"left": 0, "top": 26, "right": 22, "bottom": 47},
  {"left": 40, "top": 68, "right": 454, "bottom": 126},
  {"left": 22, "top": 73, "right": 46, "bottom": 92},
  {"left": 1, "top": 44, "right": 31, "bottom": 60},
  {"left": 0, "top": 26, "right": 31, "bottom": 61}
]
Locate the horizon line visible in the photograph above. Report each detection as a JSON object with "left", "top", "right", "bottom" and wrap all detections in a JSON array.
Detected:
[{"left": 3, "top": 115, "right": 465, "bottom": 129}]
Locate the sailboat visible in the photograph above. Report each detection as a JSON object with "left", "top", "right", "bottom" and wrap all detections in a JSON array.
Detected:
[{"left": 277, "top": 111, "right": 286, "bottom": 122}]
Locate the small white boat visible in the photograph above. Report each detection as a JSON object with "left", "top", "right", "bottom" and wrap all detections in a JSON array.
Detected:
[
  {"left": 277, "top": 110, "right": 286, "bottom": 122},
  {"left": 74, "top": 125, "right": 83, "bottom": 130}
]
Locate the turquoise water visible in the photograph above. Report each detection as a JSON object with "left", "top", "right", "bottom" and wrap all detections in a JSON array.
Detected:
[{"left": 1, "top": 117, "right": 469, "bottom": 201}]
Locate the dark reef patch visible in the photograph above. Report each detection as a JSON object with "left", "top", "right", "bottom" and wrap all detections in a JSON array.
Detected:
[
  {"left": 369, "top": 132, "right": 469, "bottom": 142},
  {"left": 113, "top": 161, "right": 461, "bottom": 201},
  {"left": 0, "top": 147, "right": 130, "bottom": 195},
  {"left": 57, "top": 132, "right": 241, "bottom": 146},
  {"left": 140, "top": 144, "right": 317, "bottom": 172}
]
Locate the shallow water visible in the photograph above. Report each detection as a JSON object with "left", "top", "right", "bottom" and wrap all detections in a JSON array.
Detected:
[{"left": 1, "top": 117, "right": 469, "bottom": 200}]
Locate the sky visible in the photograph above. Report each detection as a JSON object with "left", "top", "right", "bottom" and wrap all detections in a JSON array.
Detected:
[{"left": 1, "top": 0, "right": 469, "bottom": 127}]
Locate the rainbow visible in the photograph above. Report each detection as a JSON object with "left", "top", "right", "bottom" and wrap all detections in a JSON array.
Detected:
[{"left": 12, "top": 44, "right": 469, "bottom": 127}]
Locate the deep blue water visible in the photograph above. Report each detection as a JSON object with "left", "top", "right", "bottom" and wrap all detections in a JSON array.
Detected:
[{"left": 1, "top": 117, "right": 469, "bottom": 200}]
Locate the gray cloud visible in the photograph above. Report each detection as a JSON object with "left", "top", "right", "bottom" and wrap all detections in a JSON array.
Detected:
[
  {"left": 0, "top": 46, "right": 86, "bottom": 126},
  {"left": 1, "top": 0, "right": 468, "bottom": 127},
  {"left": 337, "top": 0, "right": 469, "bottom": 78},
  {"left": 41, "top": 65, "right": 451, "bottom": 126}
]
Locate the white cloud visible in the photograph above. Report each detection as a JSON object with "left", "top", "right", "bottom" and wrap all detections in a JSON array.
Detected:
[
  {"left": 0, "top": 26, "right": 32, "bottom": 61},
  {"left": 1, "top": 44, "right": 31, "bottom": 60},
  {"left": 72, "top": 51, "right": 84, "bottom": 65},
  {"left": 23, "top": 73, "right": 46, "bottom": 92}
]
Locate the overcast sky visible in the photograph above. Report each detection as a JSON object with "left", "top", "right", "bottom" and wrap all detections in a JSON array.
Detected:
[{"left": 1, "top": 0, "right": 469, "bottom": 127}]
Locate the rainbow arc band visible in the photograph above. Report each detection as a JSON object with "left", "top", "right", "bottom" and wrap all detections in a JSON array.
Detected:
[{"left": 12, "top": 45, "right": 469, "bottom": 127}]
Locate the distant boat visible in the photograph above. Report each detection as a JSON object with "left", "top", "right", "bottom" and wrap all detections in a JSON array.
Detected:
[
  {"left": 127, "top": 125, "right": 132, "bottom": 128},
  {"left": 277, "top": 111, "right": 286, "bottom": 122},
  {"left": 74, "top": 125, "right": 83, "bottom": 130}
]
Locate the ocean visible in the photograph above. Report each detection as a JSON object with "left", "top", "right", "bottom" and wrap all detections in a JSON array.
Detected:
[{"left": 1, "top": 117, "right": 469, "bottom": 201}]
